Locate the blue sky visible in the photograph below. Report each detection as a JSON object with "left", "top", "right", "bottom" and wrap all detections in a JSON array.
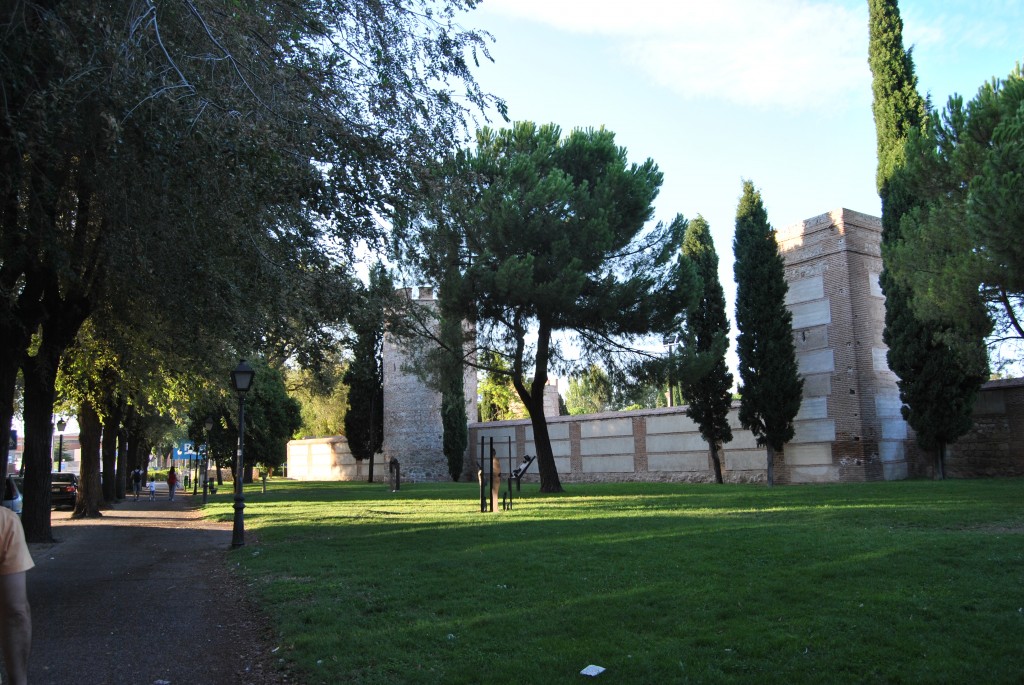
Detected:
[{"left": 460, "top": 0, "right": 1023, "bottom": 374}]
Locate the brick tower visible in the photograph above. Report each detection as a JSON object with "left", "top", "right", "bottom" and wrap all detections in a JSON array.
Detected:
[
  {"left": 776, "top": 208, "right": 914, "bottom": 482},
  {"left": 381, "top": 287, "right": 478, "bottom": 481}
]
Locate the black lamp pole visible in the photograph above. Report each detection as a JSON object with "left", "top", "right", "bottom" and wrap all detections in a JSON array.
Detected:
[
  {"left": 202, "top": 416, "right": 213, "bottom": 505},
  {"left": 230, "top": 360, "right": 255, "bottom": 548},
  {"left": 55, "top": 418, "right": 67, "bottom": 472}
]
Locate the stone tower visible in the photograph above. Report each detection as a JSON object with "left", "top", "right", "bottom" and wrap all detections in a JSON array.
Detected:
[
  {"left": 381, "top": 287, "right": 478, "bottom": 481},
  {"left": 777, "top": 208, "right": 914, "bottom": 482}
]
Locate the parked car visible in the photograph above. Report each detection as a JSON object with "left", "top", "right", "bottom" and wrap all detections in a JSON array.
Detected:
[
  {"left": 3, "top": 475, "right": 23, "bottom": 516},
  {"left": 51, "top": 472, "right": 78, "bottom": 509}
]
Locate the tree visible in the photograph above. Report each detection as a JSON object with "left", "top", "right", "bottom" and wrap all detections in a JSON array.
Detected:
[
  {"left": 344, "top": 266, "right": 389, "bottom": 474},
  {"left": 3, "top": 1, "right": 499, "bottom": 539},
  {"left": 733, "top": 181, "right": 803, "bottom": 486},
  {"left": 287, "top": 360, "right": 350, "bottom": 439},
  {"left": 565, "top": 365, "right": 612, "bottom": 415},
  {"left": 887, "top": 69, "right": 1024, "bottom": 368},
  {"left": 679, "top": 215, "right": 734, "bottom": 484},
  {"left": 869, "top": 0, "right": 988, "bottom": 478},
  {"left": 478, "top": 352, "right": 527, "bottom": 421},
  {"left": 406, "top": 122, "right": 699, "bottom": 492},
  {"left": 243, "top": 362, "right": 302, "bottom": 477}
]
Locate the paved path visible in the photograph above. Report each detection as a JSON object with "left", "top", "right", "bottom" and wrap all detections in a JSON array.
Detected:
[{"left": 22, "top": 490, "right": 290, "bottom": 685}]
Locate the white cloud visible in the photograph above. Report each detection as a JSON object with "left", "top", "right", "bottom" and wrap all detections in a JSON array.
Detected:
[{"left": 481, "top": 0, "right": 870, "bottom": 109}]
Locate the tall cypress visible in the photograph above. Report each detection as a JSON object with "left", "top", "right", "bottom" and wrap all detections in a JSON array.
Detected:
[
  {"left": 869, "top": 0, "right": 987, "bottom": 478},
  {"left": 733, "top": 182, "right": 803, "bottom": 486},
  {"left": 679, "top": 215, "right": 733, "bottom": 484}
]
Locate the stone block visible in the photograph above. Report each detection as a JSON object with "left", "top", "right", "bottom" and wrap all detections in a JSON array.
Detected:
[
  {"left": 872, "top": 347, "right": 891, "bottom": 372},
  {"left": 798, "top": 348, "right": 835, "bottom": 375},
  {"left": 792, "top": 419, "right": 836, "bottom": 443},
  {"left": 790, "top": 299, "right": 832, "bottom": 330},
  {"left": 789, "top": 465, "right": 839, "bottom": 482},
  {"left": 581, "top": 417, "right": 634, "bottom": 438},
  {"left": 879, "top": 440, "right": 905, "bottom": 463},
  {"left": 723, "top": 449, "right": 765, "bottom": 471},
  {"left": 647, "top": 412, "right": 699, "bottom": 434},
  {"left": 646, "top": 433, "right": 709, "bottom": 453},
  {"left": 796, "top": 396, "right": 828, "bottom": 420},
  {"left": 786, "top": 443, "right": 833, "bottom": 465},
  {"left": 647, "top": 453, "right": 708, "bottom": 472},
  {"left": 868, "top": 271, "right": 883, "bottom": 298},
  {"left": 875, "top": 393, "right": 903, "bottom": 418},
  {"left": 582, "top": 454, "right": 636, "bottom": 473},
  {"left": 785, "top": 276, "right": 824, "bottom": 305},
  {"left": 580, "top": 436, "right": 635, "bottom": 456},
  {"left": 881, "top": 418, "right": 908, "bottom": 440},
  {"left": 802, "top": 374, "right": 832, "bottom": 397}
]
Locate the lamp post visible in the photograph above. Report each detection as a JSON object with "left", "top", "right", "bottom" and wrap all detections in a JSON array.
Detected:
[
  {"left": 230, "top": 359, "right": 255, "bottom": 548},
  {"left": 55, "top": 418, "right": 67, "bottom": 472},
  {"left": 202, "top": 416, "right": 213, "bottom": 505}
]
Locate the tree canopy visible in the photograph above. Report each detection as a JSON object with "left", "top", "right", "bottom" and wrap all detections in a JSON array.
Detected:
[
  {"left": 733, "top": 181, "right": 802, "bottom": 486},
  {"left": 679, "top": 215, "right": 733, "bottom": 484},
  {"left": 2, "top": 0, "right": 499, "bottom": 540},
  {"left": 404, "top": 122, "right": 699, "bottom": 492},
  {"left": 886, "top": 68, "right": 1024, "bottom": 371},
  {"left": 868, "top": 0, "right": 988, "bottom": 476}
]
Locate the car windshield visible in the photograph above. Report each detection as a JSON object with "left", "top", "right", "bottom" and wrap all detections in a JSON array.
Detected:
[{"left": 52, "top": 474, "right": 76, "bottom": 484}]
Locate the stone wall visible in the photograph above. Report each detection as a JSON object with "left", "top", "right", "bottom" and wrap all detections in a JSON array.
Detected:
[
  {"left": 470, "top": 405, "right": 765, "bottom": 484},
  {"left": 946, "top": 378, "right": 1024, "bottom": 478},
  {"left": 380, "top": 209, "right": 1024, "bottom": 485},
  {"left": 286, "top": 436, "right": 376, "bottom": 481},
  {"left": 468, "top": 379, "right": 1024, "bottom": 484},
  {"left": 381, "top": 287, "right": 477, "bottom": 482}
]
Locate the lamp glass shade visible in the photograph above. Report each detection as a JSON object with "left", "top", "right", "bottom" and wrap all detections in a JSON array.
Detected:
[
  {"left": 204, "top": 417, "right": 214, "bottom": 432},
  {"left": 56, "top": 419, "right": 67, "bottom": 432},
  {"left": 231, "top": 359, "right": 255, "bottom": 394}
]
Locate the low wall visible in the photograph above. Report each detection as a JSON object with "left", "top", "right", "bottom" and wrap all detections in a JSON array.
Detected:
[
  {"left": 946, "top": 378, "right": 1024, "bottom": 478},
  {"left": 467, "top": 378, "right": 1024, "bottom": 484},
  {"left": 468, "top": 405, "right": 770, "bottom": 484},
  {"left": 286, "top": 436, "right": 378, "bottom": 481}
]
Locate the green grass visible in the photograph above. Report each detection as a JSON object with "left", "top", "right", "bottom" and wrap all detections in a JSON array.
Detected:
[{"left": 204, "top": 479, "right": 1024, "bottom": 684}]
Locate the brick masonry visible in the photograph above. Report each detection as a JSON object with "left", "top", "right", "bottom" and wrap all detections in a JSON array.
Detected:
[{"left": 294, "top": 209, "right": 1024, "bottom": 483}]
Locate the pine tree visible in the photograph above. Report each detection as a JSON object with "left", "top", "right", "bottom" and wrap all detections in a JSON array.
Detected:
[
  {"left": 869, "top": 0, "right": 988, "bottom": 477},
  {"left": 733, "top": 182, "right": 802, "bottom": 486},
  {"left": 679, "top": 215, "right": 733, "bottom": 484}
]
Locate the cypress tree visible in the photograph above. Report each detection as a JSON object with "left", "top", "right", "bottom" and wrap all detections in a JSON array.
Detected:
[
  {"left": 733, "top": 182, "right": 802, "bottom": 486},
  {"left": 679, "top": 215, "right": 733, "bottom": 484},
  {"left": 869, "top": 0, "right": 987, "bottom": 477},
  {"left": 343, "top": 265, "right": 388, "bottom": 479}
]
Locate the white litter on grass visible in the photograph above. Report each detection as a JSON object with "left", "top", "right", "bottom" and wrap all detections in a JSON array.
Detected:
[{"left": 580, "top": 664, "right": 606, "bottom": 677}]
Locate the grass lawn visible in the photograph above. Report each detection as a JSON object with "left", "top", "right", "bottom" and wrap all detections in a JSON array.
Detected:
[{"left": 204, "top": 478, "right": 1024, "bottom": 684}]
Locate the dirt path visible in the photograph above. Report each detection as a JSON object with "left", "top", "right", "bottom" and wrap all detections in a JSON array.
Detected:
[{"left": 23, "top": 490, "right": 292, "bottom": 685}]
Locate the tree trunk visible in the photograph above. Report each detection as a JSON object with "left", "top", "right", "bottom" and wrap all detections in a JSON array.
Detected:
[
  {"left": 20, "top": 351, "right": 59, "bottom": 542},
  {"left": 510, "top": 318, "right": 563, "bottom": 493},
  {"left": 101, "top": 410, "right": 119, "bottom": 502},
  {"left": 765, "top": 444, "right": 775, "bottom": 487},
  {"left": 709, "top": 442, "right": 724, "bottom": 484},
  {"left": 116, "top": 424, "right": 128, "bottom": 500},
  {"left": 73, "top": 400, "right": 103, "bottom": 519},
  {"left": 0, "top": 356, "right": 21, "bottom": 484},
  {"left": 936, "top": 442, "right": 947, "bottom": 480}
]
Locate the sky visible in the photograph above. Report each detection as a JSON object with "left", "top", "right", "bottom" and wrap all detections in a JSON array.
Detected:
[{"left": 459, "top": 0, "right": 1023, "bottom": 375}]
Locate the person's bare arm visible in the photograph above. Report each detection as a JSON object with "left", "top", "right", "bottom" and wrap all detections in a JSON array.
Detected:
[{"left": 0, "top": 571, "right": 31, "bottom": 685}]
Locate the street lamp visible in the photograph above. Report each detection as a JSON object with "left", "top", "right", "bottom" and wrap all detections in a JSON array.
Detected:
[
  {"left": 230, "top": 359, "right": 255, "bottom": 548},
  {"left": 201, "top": 416, "right": 213, "bottom": 505},
  {"left": 55, "top": 418, "right": 67, "bottom": 472}
]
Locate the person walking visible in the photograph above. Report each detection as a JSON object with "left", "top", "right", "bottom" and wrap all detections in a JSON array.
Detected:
[
  {"left": 147, "top": 477, "right": 156, "bottom": 501},
  {"left": 131, "top": 468, "right": 142, "bottom": 501},
  {"left": 167, "top": 467, "right": 178, "bottom": 502},
  {"left": 0, "top": 506, "right": 34, "bottom": 685}
]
